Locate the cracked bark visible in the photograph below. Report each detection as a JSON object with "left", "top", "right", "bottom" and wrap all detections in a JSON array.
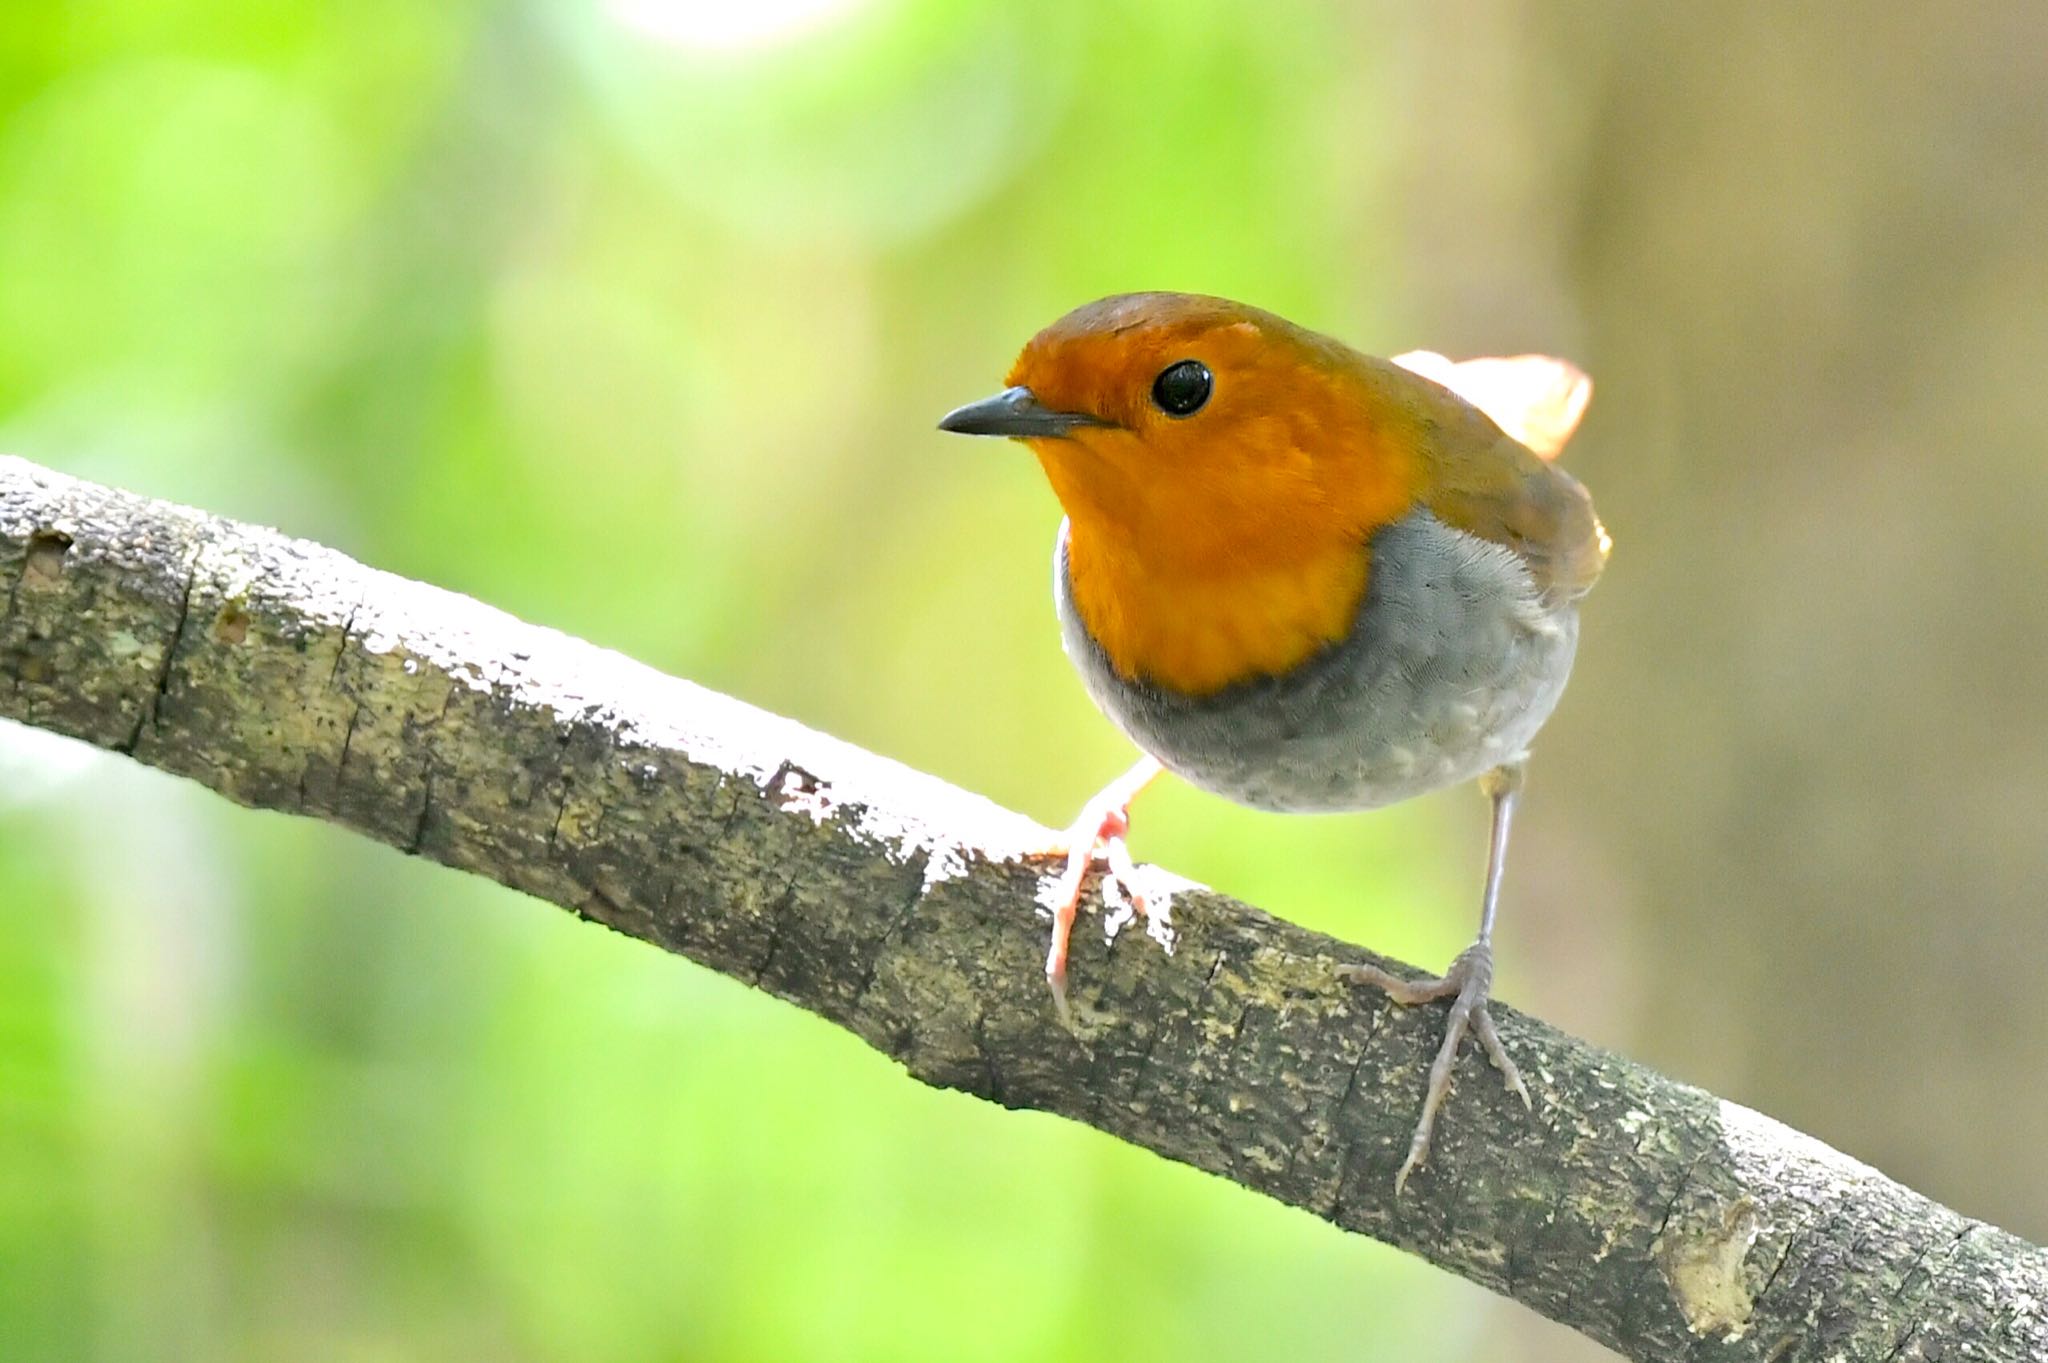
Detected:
[{"left": 1, "top": 453, "right": 2043, "bottom": 1363}]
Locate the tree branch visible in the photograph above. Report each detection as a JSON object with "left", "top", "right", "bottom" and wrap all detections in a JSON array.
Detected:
[{"left": 2, "top": 453, "right": 2042, "bottom": 1361}]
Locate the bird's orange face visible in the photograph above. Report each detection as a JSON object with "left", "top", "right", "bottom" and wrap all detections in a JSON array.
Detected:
[
  {"left": 997, "top": 294, "right": 1420, "bottom": 575},
  {"left": 940, "top": 293, "right": 1423, "bottom": 694}
]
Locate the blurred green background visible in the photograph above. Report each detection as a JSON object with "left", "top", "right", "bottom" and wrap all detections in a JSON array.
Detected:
[{"left": 3, "top": 2, "right": 2046, "bottom": 1360}]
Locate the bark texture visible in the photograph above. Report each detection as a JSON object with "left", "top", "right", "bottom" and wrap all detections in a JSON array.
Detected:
[{"left": 2, "top": 454, "right": 2043, "bottom": 1362}]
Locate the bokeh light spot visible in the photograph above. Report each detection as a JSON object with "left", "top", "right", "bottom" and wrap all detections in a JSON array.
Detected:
[{"left": 605, "top": 0, "right": 869, "bottom": 53}]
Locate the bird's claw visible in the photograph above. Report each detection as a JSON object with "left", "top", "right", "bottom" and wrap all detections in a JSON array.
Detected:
[
  {"left": 1338, "top": 939, "right": 1528, "bottom": 1192},
  {"left": 1035, "top": 783, "right": 1175, "bottom": 1026}
]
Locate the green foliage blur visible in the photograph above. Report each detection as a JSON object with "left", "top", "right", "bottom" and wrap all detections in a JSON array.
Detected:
[
  {"left": 0, "top": 3, "right": 1482, "bottom": 1359},
  {"left": 5, "top": 2, "right": 2048, "bottom": 1361}
]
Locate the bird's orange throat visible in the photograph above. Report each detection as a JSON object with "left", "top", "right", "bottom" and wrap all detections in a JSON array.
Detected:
[
  {"left": 1062, "top": 522, "right": 1373, "bottom": 695},
  {"left": 1035, "top": 410, "right": 1423, "bottom": 696}
]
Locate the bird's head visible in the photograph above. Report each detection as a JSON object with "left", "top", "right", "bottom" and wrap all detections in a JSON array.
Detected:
[
  {"left": 937, "top": 292, "right": 1601, "bottom": 694},
  {"left": 938, "top": 293, "right": 1419, "bottom": 569}
]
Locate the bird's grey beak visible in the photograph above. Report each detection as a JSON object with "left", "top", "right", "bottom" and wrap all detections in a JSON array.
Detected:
[{"left": 938, "top": 386, "right": 1114, "bottom": 438}]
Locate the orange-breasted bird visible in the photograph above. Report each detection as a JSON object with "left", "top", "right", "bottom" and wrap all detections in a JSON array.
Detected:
[{"left": 938, "top": 293, "right": 1608, "bottom": 1188}]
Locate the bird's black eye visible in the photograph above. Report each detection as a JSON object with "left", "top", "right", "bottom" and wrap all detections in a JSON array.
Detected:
[{"left": 1150, "top": 359, "right": 1212, "bottom": 417}]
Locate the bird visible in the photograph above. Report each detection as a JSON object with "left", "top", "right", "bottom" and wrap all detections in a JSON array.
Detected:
[{"left": 937, "top": 292, "right": 1608, "bottom": 1189}]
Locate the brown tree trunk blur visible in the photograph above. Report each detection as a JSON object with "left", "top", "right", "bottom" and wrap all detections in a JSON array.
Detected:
[{"left": 1390, "top": 3, "right": 2048, "bottom": 1354}]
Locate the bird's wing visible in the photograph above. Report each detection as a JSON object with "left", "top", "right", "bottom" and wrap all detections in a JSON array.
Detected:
[
  {"left": 1390, "top": 351, "right": 1590, "bottom": 460},
  {"left": 1385, "top": 352, "right": 1611, "bottom": 603}
]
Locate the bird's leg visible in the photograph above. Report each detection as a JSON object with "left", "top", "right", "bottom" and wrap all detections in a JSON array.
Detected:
[
  {"left": 1033, "top": 755, "right": 1167, "bottom": 1014},
  {"left": 1339, "top": 756, "right": 1533, "bottom": 1192}
]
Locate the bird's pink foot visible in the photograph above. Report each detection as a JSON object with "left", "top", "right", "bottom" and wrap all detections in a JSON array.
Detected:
[{"left": 1030, "top": 757, "right": 1170, "bottom": 1020}]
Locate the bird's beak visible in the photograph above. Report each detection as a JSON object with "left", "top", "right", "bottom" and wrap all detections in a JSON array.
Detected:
[{"left": 937, "top": 386, "right": 1114, "bottom": 438}]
